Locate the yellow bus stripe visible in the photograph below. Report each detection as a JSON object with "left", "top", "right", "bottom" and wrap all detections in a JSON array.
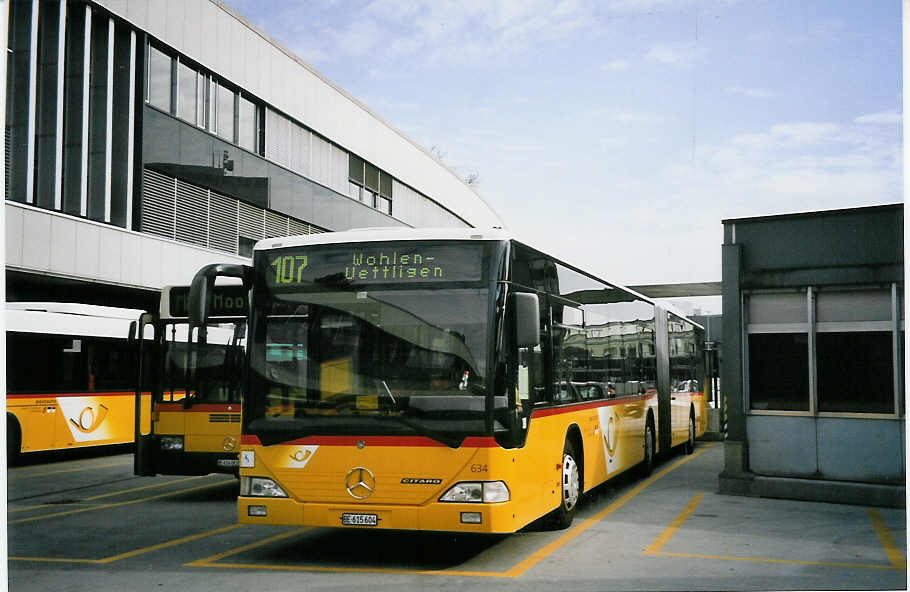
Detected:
[
  {"left": 9, "top": 460, "right": 131, "bottom": 479},
  {"left": 869, "top": 508, "right": 906, "bottom": 569},
  {"left": 503, "top": 444, "right": 714, "bottom": 578},
  {"left": 9, "top": 480, "right": 232, "bottom": 524},
  {"left": 643, "top": 494, "right": 703, "bottom": 554},
  {"left": 652, "top": 550, "right": 904, "bottom": 571}
]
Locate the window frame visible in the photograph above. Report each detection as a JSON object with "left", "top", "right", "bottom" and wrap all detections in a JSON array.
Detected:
[{"left": 745, "top": 285, "right": 904, "bottom": 419}]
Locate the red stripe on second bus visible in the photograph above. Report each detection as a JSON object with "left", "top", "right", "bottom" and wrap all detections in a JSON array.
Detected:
[
  {"left": 530, "top": 393, "right": 655, "bottom": 419},
  {"left": 7, "top": 391, "right": 138, "bottom": 399},
  {"left": 240, "top": 434, "right": 498, "bottom": 448}
]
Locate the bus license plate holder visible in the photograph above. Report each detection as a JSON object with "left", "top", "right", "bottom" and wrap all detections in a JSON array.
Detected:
[{"left": 341, "top": 513, "right": 378, "bottom": 527}]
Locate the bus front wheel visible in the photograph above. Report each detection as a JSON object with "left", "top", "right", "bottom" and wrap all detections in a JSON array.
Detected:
[{"left": 552, "top": 439, "right": 581, "bottom": 529}]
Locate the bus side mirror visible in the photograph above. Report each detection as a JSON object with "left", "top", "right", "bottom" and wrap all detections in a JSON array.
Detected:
[
  {"left": 513, "top": 292, "right": 540, "bottom": 348},
  {"left": 188, "top": 263, "right": 253, "bottom": 328},
  {"left": 128, "top": 321, "right": 137, "bottom": 343}
]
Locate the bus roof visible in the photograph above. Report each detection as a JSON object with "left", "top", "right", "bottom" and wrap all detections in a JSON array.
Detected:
[
  {"left": 6, "top": 302, "right": 145, "bottom": 339},
  {"left": 253, "top": 227, "right": 512, "bottom": 252},
  {"left": 252, "top": 227, "right": 701, "bottom": 328}
]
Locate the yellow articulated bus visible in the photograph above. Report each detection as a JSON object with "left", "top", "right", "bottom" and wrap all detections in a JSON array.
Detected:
[
  {"left": 6, "top": 302, "right": 152, "bottom": 461},
  {"left": 133, "top": 284, "right": 249, "bottom": 476},
  {"left": 185, "top": 228, "right": 706, "bottom": 533}
]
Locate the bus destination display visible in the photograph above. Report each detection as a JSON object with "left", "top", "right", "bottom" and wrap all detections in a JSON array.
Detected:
[{"left": 266, "top": 243, "right": 483, "bottom": 286}]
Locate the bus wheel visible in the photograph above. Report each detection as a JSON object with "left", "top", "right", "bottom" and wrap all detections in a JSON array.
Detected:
[
  {"left": 684, "top": 414, "right": 695, "bottom": 455},
  {"left": 7, "top": 416, "right": 21, "bottom": 465},
  {"left": 553, "top": 439, "right": 581, "bottom": 529},
  {"left": 641, "top": 420, "right": 655, "bottom": 477}
]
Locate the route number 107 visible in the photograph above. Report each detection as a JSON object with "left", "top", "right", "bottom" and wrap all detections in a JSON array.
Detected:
[{"left": 270, "top": 255, "right": 308, "bottom": 284}]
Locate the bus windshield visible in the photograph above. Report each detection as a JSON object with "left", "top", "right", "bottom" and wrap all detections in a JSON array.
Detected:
[{"left": 247, "top": 240, "right": 500, "bottom": 446}]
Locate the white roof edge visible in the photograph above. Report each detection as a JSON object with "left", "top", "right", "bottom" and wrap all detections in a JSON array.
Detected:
[
  {"left": 5, "top": 302, "right": 146, "bottom": 319},
  {"left": 254, "top": 227, "right": 513, "bottom": 251}
]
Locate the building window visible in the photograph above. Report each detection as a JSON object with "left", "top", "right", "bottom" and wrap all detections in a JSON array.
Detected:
[
  {"left": 348, "top": 153, "right": 393, "bottom": 214},
  {"left": 177, "top": 60, "right": 197, "bottom": 124},
  {"left": 816, "top": 331, "right": 893, "bottom": 413},
  {"left": 748, "top": 332, "right": 810, "bottom": 411},
  {"left": 238, "top": 236, "right": 257, "bottom": 258},
  {"left": 237, "top": 94, "right": 258, "bottom": 153},
  {"left": 147, "top": 44, "right": 172, "bottom": 112},
  {"left": 215, "top": 82, "right": 235, "bottom": 142}
]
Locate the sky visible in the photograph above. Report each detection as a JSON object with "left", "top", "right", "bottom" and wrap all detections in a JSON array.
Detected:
[{"left": 226, "top": 0, "right": 902, "bottom": 314}]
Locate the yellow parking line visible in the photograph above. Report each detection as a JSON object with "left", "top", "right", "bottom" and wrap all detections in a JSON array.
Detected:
[
  {"left": 504, "top": 444, "right": 714, "bottom": 578},
  {"left": 643, "top": 493, "right": 703, "bottom": 555},
  {"left": 8, "top": 476, "right": 207, "bottom": 513},
  {"left": 186, "top": 528, "right": 310, "bottom": 567},
  {"left": 642, "top": 496, "right": 906, "bottom": 571},
  {"left": 869, "top": 508, "right": 906, "bottom": 569},
  {"left": 652, "top": 551, "right": 904, "bottom": 571},
  {"left": 188, "top": 444, "right": 716, "bottom": 577},
  {"left": 83, "top": 475, "right": 206, "bottom": 501},
  {"left": 9, "top": 480, "right": 231, "bottom": 524},
  {"left": 9, "top": 460, "right": 131, "bottom": 479},
  {"left": 10, "top": 524, "right": 243, "bottom": 564}
]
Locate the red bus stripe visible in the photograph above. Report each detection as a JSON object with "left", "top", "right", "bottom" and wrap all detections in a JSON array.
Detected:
[
  {"left": 7, "top": 391, "right": 138, "bottom": 399},
  {"left": 530, "top": 393, "right": 655, "bottom": 419},
  {"left": 241, "top": 434, "right": 498, "bottom": 448},
  {"left": 154, "top": 403, "right": 241, "bottom": 412}
]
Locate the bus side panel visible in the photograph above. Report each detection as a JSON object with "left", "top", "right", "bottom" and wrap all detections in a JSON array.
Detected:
[
  {"left": 53, "top": 393, "right": 136, "bottom": 449},
  {"left": 7, "top": 397, "right": 56, "bottom": 452},
  {"left": 9, "top": 393, "right": 141, "bottom": 453}
]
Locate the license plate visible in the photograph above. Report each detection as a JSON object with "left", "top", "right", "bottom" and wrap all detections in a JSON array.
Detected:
[
  {"left": 217, "top": 459, "right": 239, "bottom": 467},
  {"left": 341, "top": 513, "right": 378, "bottom": 526}
]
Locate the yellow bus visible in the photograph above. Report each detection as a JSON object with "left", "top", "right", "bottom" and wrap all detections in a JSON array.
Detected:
[
  {"left": 6, "top": 302, "right": 151, "bottom": 461},
  {"left": 186, "top": 228, "right": 706, "bottom": 532},
  {"left": 133, "top": 284, "right": 249, "bottom": 476}
]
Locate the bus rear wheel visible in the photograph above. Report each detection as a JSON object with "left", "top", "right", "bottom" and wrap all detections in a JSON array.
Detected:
[
  {"left": 684, "top": 414, "right": 695, "bottom": 455},
  {"left": 641, "top": 420, "right": 655, "bottom": 477},
  {"left": 7, "top": 415, "right": 21, "bottom": 465},
  {"left": 552, "top": 439, "right": 581, "bottom": 529}
]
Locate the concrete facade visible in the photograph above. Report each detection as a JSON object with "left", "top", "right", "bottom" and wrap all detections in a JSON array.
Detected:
[
  {"left": 4, "top": 0, "right": 501, "bottom": 309},
  {"left": 718, "top": 204, "right": 905, "bottom": 507}
]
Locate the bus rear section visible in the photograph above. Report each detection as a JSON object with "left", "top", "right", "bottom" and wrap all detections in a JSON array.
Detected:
[
  {"left": 134, "top": 285, "right": 248, "bottom": 476},
  {"left": 6, "top": 303, "right": 150, "bottom": 459}
]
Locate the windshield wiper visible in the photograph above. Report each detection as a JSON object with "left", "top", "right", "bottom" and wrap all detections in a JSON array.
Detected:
[{"left": 380, "top": 380, "right": 397, "bottom": 405}]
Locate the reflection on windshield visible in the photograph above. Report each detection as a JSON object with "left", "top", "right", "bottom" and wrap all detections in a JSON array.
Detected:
[
  {"left": 251, "top": 288, "right": 490, "bottom": 439},
  {"left": 162, "top": 321, "right": 246, "bottom": 404}
]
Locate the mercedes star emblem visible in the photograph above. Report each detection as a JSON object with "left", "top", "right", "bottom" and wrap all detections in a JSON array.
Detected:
[{"left": 344, "top": 467, "right": 376, "bottom": 500}]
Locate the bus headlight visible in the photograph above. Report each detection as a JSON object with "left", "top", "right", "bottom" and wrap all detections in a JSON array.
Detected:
[
  {"left": 439, "top": 481, "right": 510, "bottom": 503},
  {"left": 160, "top": 436, "right": 184, "bottom": 452},
  {"left": 240, "top": 476, "right": 288, "bottom": 498}
]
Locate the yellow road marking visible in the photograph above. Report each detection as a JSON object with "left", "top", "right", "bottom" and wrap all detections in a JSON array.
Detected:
[
  {"left": 9, "top": 460, "right": 131, "bottom": 479},
  {"left": 869, "top": 508, "right": 906, "bottom": 569},
  {"left": 504, "top": 444, "right": 713, "bottom": 578},
  {"left": 8, "top": 476, "right": 207, "bottom": 513},
  {"left": 9, "top": 480, "right": 232, "bottom": 524},
  {"left": 652, "top": 551, "right": 904, "bottom": 571},
  {"left": 643, "top": 493, "right": 703, "bottom": 554},
  {"left": 188, "top": 444, "right": 716, "bottom": 578},
  {"left": 186, "top": 528, "right": 310, "bottom": 566},
  {"left": 10, "top": 524, "right": 242, "bottom": 564},
  {"left": 643, "top": 495, "right": 906, "bottom": 571}
]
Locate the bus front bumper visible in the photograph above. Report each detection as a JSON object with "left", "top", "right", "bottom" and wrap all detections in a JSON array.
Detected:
[{"left": 237, "top": 496, "right": 521, "bottom": 533}]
